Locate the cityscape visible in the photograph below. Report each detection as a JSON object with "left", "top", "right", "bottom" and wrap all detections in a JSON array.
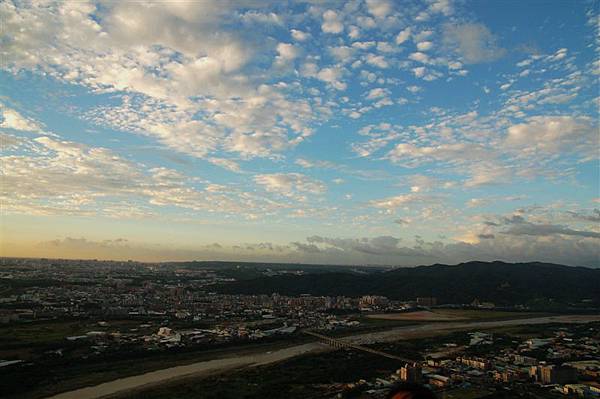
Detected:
[
  {"left": 0, "top": 258, "right": 599, "bottom": 398},
  {"left": 1, "top": 0, "right": 599, "bottom": 398}
]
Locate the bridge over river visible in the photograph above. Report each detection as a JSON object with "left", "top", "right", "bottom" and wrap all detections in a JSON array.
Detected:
[
  {"left": 304, "top": 330, "right": 415, "bottom": 363},
  {"left": 46, "top": 314, "right": 600, "bottom": 399}
]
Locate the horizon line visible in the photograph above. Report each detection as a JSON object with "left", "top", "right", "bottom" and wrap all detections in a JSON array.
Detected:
[{"left": 1, "top": 256, "right": 596, "bottom": 269}]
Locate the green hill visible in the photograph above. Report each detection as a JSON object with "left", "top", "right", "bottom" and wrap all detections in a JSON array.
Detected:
[{"left": 214, "top": 261, "right": 600, "bottom": 307}]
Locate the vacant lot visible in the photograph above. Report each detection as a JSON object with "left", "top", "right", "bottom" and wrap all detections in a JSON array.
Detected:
[{"left": 366, "top": 309, "right": 539, "bottom": 322}]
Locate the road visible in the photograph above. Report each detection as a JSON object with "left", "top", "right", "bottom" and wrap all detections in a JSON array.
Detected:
[{"left": 46, "top": 314, "right": 600, "bottom": 399}]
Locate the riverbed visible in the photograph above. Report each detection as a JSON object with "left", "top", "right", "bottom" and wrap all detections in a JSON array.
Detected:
[{"left": 47, "top": 314, "right": 600, "bottom": 399}]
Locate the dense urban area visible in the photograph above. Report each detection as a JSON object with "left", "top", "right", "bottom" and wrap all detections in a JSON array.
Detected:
[{"left": 0, "top": 257, "right": 599, "bottom": 399}]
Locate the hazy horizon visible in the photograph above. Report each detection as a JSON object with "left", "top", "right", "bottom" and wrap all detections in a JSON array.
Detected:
[{"left": 1, "top": 253, "right": 598, "bottom": 270}]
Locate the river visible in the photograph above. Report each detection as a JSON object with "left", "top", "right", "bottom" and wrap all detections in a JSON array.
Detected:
[{"left": 46, "top": 314, "right": 600, "bottom": 399}]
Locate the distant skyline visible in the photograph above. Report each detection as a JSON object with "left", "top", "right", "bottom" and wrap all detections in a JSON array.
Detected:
[{"left": 1, "top": 1, "right": 598, "bottom": 266}]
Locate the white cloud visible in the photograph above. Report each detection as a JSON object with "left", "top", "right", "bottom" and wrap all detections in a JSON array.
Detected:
[
  {"left": 315, "top": 66, "right": 347, "bottom": 90},
  {"left": 360, "top": 70, "right": 378, "bottom": 82},
  {"left": 290, "top": 231, "right": 599, "bottom": 266},
  {"left": 304, "top": 235, "right": 423, "bottom": 257},
  {"left": 416, "top": 41, "right": 434, "bottom": 51},
  {"left": 365, "top": 0, "right": 393, "bottom": 18},
  {"left": 409, "top": 51, "right": 430, "bottom": 64},
  {"left": 415, "top": 11, "right": 430, "bottom": 22},
  {"left": 0, "top": 104, "right": 44, "bottom": 132},
  {"left": 448, "top": 61, "right": 463, "bottom": 70},
  {"left": 428, "top": 0, "right": 453, "bottom": 16},
  {"left": 290, "top": 29, "right": 310, "bottom": 42},
  {"left": 366, "top": 87, "right": 390, "bottom": 100},
  {"left": 295, "top": 158, "right": 338, "bottom": 169},
  {"left": 240, "top": 11, "right": 283, "bottom": 26},
  {"left": 395, "top": 27, "right": 412, "bottom": 44},
  {"left": 464, "top": 167, "right": 511, "bottom": 187},
  {"left": 1, "top": 0, "right": 597, "bottom": 266},
  {"left": 322, "top": 10, "right": 344, "bottom": 34},
  {"left": 348, "top": 25, "right": 361, "bottom": 39},
  {"left": 387, "top": 142, "right": 490, "bottom": 167},
  {"left": 374, "top": 97, "right": 394, "bottom": 108},
  {"left": 1, "top": 2, "right": 329, "bottom": 161},
  {"left": 506, "top": 116, "right": 597, "bottom": 158},
  {"left": 254, "top": 173, "right": 326, "bottom": 198},
  {"left": 37, "top": 224, "right": 600, "bottom": 266},
  {"left": 404, "top": 174, "right": 448, "bottom": 193},
  {"left": 329, "top": 46, "right": 356, "bottom": 62},
  {"left": 352, "top": 41, "right": 376, "bottom": 50},
  {"left": 413, "top": 30, "right": 434, "bottom": 42},
  {"left": 365, "top": 53, "right": 389, "bottom": 68},
  {"left": 412, "top": 66, "right": 426, "bottom": 78},
  {"left": 369, "top": 193, "right": 437, "bottom": 211},
  {"left": 443, "top": 23, "right": 506, "bottom": 63},
  {"left": 376, "top": 42, "right": 395, "bottom": 53},
  {"left": 274, "top": 42, "right": 301, "bottom": 69},
  {"left": 1, "top": 135, "right": 287, "bottom": 218},
  {"left": 208, "top": 157, "right": 242, "bottom": 173},
  {"left": 277, "top": 43, "right": 301, "bottom": 61}
]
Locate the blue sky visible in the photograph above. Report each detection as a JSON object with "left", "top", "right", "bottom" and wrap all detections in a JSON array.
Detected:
[{"left": 0, "top": 0, "right": 598, "bottom": 266}]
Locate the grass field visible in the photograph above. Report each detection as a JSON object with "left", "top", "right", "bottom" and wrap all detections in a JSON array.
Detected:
[
  {"left": 0, "top": 319, "right": 149, "bottom": 349},
  {"left": 0, "top": 321, "right": 86, "bottom": 345}
]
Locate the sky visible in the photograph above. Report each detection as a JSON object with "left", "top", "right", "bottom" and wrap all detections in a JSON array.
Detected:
[{"left": 0, "top": 0, "right": 599, "bottom": 266}]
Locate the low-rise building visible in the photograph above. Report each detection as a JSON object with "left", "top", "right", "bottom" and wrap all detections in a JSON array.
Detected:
[{"left": 398, "top": 363, "right": 422, "bottom": 383}]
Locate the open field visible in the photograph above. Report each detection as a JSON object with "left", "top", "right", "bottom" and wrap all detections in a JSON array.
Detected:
[
  {"left": 366, "top": 309, "right": 541, "bottom": 322},
  {"left": 366, "top": 310, "right": 464, "bottom": 321},
  {"left": 0, "top": 321, "right": 88, "bottom": 346},
  {"left": 0, "top": 319, "right": 158, "bottom": 362}
]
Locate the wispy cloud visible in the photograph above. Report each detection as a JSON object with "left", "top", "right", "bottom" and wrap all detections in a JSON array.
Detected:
[{"left": 0, "top": 0, "right": 597, "bottom": 265}]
